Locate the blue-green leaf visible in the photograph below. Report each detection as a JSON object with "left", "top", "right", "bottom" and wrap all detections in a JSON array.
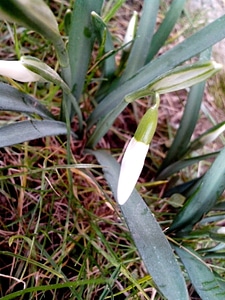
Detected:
[
  {"left": 0, "top": 82, "right": 53, "bottom": 119},
  {"left": 174, "top": 246, "right": 225, "bottom": 300},
  {"left": 0, "top": 120, "right": 68, "bottom": 147},
  {"left": 168, "top": 146, "right": 225, "bottom": 233},
  {"left": 91, "top": 150, "right": 189, "bottom": 300}
]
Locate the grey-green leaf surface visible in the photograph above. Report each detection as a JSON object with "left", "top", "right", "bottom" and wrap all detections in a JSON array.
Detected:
[
  {"left": 0, "top": 120, "right": 68, "bottom": 147},
  {"left": 0, "top": 82, "right": 54, "bottom": 119},
  {"left": 91, "top": 12, "right": 116, "bottom": 78},
  {"left": 68, "top": 0, "right": 103, "bottom": 116},
  {"left": 157, "top": 151, "right": 219, "bottom": 180},
  {"left": 120, "top": 0, "right": 159, "bottom": 81},
  {"left": 146, "top": 0, "right": 186, "bottom": 62},
  {"left": 88, "top": 15, "right": 225, "bottom": 145},
  {"left": 174, "top": 246, "right": 225, "bottom": 300},
  {"left": 91, "top": 149, "right": 189, "bottom": 300},
  {"left": 168, "top": 146, "right": 225, "bottom": 233}
]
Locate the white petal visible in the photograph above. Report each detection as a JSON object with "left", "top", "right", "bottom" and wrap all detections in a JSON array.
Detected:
[
  {"left": 0, "top": 60, "right": 41, "bottom": 82},
  {"left": 123, "top": 11, "right": 138, "bottom": 52},
  {"left": 117, "top": 137, "right": 149, "bottom": 205},
  {"left": 217, "top": 227, "right": 225, "bottom": 234}
]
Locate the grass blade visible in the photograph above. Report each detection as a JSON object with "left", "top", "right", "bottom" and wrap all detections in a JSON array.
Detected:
[
  {"left": 91, "top": 150, "right": 189, "bottom": 300},
  {"left": 168, "top": 146, "right": 225, "bottom": 233},
  {"left": 174, "top": 246, "right": 225, "bottom": 300},
  {"left": 0, "top": 278, "right": 110, "bottom": 300},
  {"left": 0, "top": 120, "right": 68, "bottom": 147}
]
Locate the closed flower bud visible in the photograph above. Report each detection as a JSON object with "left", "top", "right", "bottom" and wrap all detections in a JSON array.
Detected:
[
  {"left": 117, "top": 94, "right": 159, "bottom": 205},
  {"left": 117, "top": 137, "right": 149, "bottom": 205},
  {"left": 125, "top": 61, "right": 222, "bottom": 103},
  {"left": 123, "top": 11, "right": 138, "bottom": 52},
  {"left": 0, "top": 59, "right": 42, "bottom": 82}
]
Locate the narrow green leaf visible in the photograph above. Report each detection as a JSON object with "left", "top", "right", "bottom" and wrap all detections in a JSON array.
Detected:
[
  {"left": 168, "top": 146, "right": 225, "bottom": 233},
  {"left": 68, "top": 0, "right": 103, "bottom": 118},
  {"left": 91, "top": 150, "right": 189, "bottom": 300},
  {"left": 0, "top": 277, "right": 110, "bottom": 300},
  {"left": 189, "top": 121, "right": 225, "bottom": 152},
  {"left": 163, "top": 177, "right": 201, "bottom": 198},
  {"left": 146, "top": 0, "right": 186, "bottom": 62},
  {"left": 120, "top": 0, "right": 160, "bottom": 81},
  {"left": 91, "top": 11, "right": 116, "bottom": 78},
  {"left": 88, "top": 15, "right": 225, "bottom": 144},
  {"left": 157, "top": 151, "right": 219, "bottom": 180},
  {"left": 0, "top": 120, "right": 68, "bottom": 147},
  {"left": 0, "top": 82, "right": 54, "bottom": 119},
  {"left": 174, "top": 246, "right": 225, "bottom": 300},
  {"left": 102, "top": 0, "right": 126, "bottom": 23}
]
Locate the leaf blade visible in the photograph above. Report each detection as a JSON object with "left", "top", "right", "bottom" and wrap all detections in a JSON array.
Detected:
[
  {"left": 0, "top": 82, "right": 54, "bottom": 119},
  {"left": 168, "top": 146, "right": 225, "bottom": 233},
  {"left": 0, "top": 120, "right": 68, "bottom": 147},
  {"left": 91, "top": 150, "right": 189, "bottom": 300},
  {"left": 174, "top": 246, "right": 225, "bottom": 300}
]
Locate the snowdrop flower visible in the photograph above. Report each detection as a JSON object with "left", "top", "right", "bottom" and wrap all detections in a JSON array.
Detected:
[
  {"left": 0, "top": 59, "right": 42, "bottom": 82},
  {"left": 117, "top": 94, "right": 160, "bottom": 205},
  {"left": 0, "top": 56, "right": 70, "bottom": 92},
  {"left": 117, "top": 137, "right": 149, "bottom": 205},
  {"left": 217, "top": 227, "right": 225, "bottom": 234},
  {"left": 125, "top": 61, "right": 222, "bottom": 103}
]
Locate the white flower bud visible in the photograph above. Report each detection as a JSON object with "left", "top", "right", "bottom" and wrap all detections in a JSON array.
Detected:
[
  {"left": 123, "top": 11, "right": 138, "bottom": 52},
  {"left": 0, "top": 60, "right": 42, "bottom": 82},
  {"left": 117, "top": 137, "right": 149, "bottom": 205}
]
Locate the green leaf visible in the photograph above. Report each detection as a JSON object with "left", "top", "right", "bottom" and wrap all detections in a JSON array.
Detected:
[
  {"left": 189, "top": 121, "right": 225, "bottom": 152},
  {"left": 174, "top": 246, "right": 225, "bottom": 300},
  {"left": 168, "top": 146, "right": 225, "bottom": 233},
  {"left": 146, "top": 0, "right": 186, "bottom": 62},
  {"left": 68, "top": 0, "right": 103, "bottom": 118},
  {"left": 91, "top": 11, "right": 116, "bottom": 78},
  {"left": 91, "top": 150, "right": 189, "bottom": 300},
  {"left": 120, "top": 0, "right": 160, "bottom": 81},
  {"left": 157, "top": 151, "right": 219, "bottom": 180},
  {"left": 0, "top": 0, "right": 68, "bottom": 67},
  {"left": 0, "top": 82, "right": 54, "bottom": 119},
  {"left": 102, "top": 0, "right": 126, "bottom": 23},
  {"left": 0, "top": 120, "right": 68, "bottom": 147},
  {"left": 88, "top": 14, "right": 225, "bottom": 145}
]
